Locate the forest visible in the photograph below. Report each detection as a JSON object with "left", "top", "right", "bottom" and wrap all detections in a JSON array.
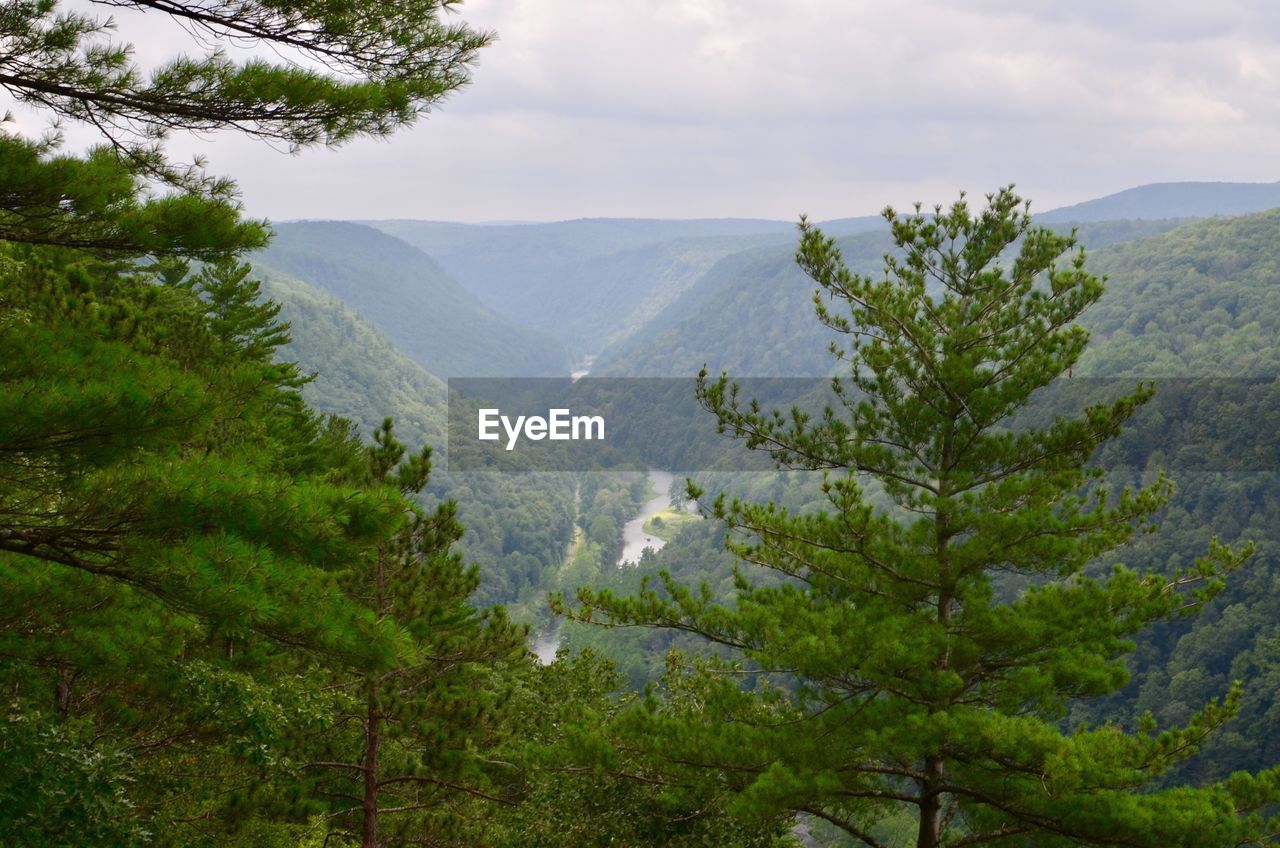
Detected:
[{"left": 3, "top": 3, "right": 1280, "bottom": 847}]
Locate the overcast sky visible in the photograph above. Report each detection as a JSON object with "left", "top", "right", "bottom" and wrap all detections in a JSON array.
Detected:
[{"left": 25, "top": 1, "right": 1280, "bottom": 221}]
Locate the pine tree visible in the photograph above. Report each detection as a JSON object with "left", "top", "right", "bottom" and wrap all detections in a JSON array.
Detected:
[
  {"left": 0, "top": 0, "right": 489, "bottom": 152},
  {"left": 0, "top": 245, "right": 408, "bottom": 659},
  {"left": 0, "top": 3, "right": 504, "bottom": 842},
  {"left": 0, "top": 0, "right": 490, "bottom": 254},
  {"left": 568, "top": 188, "right": 1280, "bottom": 846},
  {"left": 305, "top": 420, "right": 528, "bottom": 848},
  {"left": 0, "top": 244, "right": 426, "bottom": 842},
  {"left": 185, "top": 258, "right": 294, "bottom": 365},
  {"left": 0, "top": 135, "right": 268, "bottom": 259}
]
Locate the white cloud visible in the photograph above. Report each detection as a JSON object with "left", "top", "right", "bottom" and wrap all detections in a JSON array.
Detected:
[{"left": 15, "top": 0, "right": 1280, "bottom": 220}]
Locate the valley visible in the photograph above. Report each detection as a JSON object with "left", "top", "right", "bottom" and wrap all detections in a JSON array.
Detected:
[
  {"left": 11, "top": 2, "right": 1280, "bottom": 842},
  {"left": 253, "top": 184, "right": 1280, "bottom": 790},
  {"left": 617, "top": 470, "right": 681, "bottom": 566}
]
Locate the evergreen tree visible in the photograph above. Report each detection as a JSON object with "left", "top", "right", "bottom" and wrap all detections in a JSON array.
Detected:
[
  {"left": 484, "top": 650, "right": 791, "bottom": 848},
  {"left": 0, "top": 0, "right": 490, "bottom": 254},
  {"left": 0, "top": 134, "right": 268, "bottom": 259},
  {"left": 0, "top": 246, "right": 406, "bottom": 658},
  {"left": 0, "top": 3, "right": 506, "bottom": 843},
  {"left": 305, "top": 420, "right": 528, "bottom": 848},
  {"left": 0, "top": 245, "right": 416, "bottom": 842},
  {"left": 0, "top": 0, "right": 488, "bottom": 152},
  {"left": 566, "top": 188, "right": 1280, "bottom": 846},
  {"left": 185, "top": 258, "right": 294, "bottom": 365}
]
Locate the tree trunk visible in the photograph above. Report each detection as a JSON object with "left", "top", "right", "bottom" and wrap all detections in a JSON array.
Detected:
[
  {"left": 920, "top": 446, "right": 953, "bottom": 848},
  {"left": 362, "top": 695, "right": 380, "bottom": 848},
  {"left": 916, "top": 755, "right": 945, "bottom": 848},
  {"left": 54, "top": 665, "right": 71, "bottom": 716}
]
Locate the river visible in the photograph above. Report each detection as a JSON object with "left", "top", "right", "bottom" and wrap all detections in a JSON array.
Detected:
[
  {"left": 617, "top": 469, "right": 678, "bottom": 565},
  {"left": 533, "top": 358, "right": 676, "bottom": 663},
  {"left": 570, "top": 354, "right": 595, "bottom": 382},
  {"left": 531, "top": 469, "right": 679, "bottom": 664}
]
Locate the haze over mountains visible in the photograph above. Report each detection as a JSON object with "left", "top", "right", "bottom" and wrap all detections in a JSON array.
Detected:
[
  {"left": 1037, "top": 180, "right": 1280, "bottom": 223},
  {"left": 253, "top": 180, "right": 1280, "bottom": 385},
  {"left": 246, "top": 178, "right": 1280, "bottom": 783},
  {"left": 255, "top": 221, "right": 570, "bottom": 378}
]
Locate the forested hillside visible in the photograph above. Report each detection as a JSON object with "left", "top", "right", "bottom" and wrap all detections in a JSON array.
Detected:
[
  {"left": 1080, "top": 210, "right": 1280, "bottom": 377},
  {"left": 1060, "top": 211, "right": 1280, "bottom": 781},
  {"left": 591, "top": 218, "right": 1191, "bottom": 377},
  {"left": 372, "top": 216, "right": 888, "bottom": 353},
  {"left": 264, "top": 270, "right": 448, "bottom": 451},
  {"left": 590, "top": 232, "right": 888, "bottom": 376},
  {"left": 1039, "top": 180, "right": 1280, "bottom": 223},
  {"left": 256, "top": 221, "right": 570, "bottom": 377}
]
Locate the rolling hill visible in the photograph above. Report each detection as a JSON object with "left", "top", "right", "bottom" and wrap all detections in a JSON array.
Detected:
[
  {"left": 1039, "top": 181, "right": 1280, "bottom": 223},
  {"left": 590, "top": 218, "right": 1194, "bottom": 378},
  {"left": 369, "top": 216, "right": 883, "bottom": 353},
  {"left": 254, "top": 221, "right": 570, "bottom": 378},
  {"left": 261, "top": 269, "right": 447, "bottom": 452}
]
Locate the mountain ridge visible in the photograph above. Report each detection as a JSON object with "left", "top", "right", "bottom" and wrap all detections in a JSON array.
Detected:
[{"left": 253, "top": 221, "right": 570, "bottom": 378}]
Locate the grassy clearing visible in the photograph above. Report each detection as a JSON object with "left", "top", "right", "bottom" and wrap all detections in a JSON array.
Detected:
[{"left": 642, "top": 508, "right": 701, "bottom": 541}]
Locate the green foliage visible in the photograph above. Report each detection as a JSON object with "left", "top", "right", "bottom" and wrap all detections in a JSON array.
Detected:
[
  {"left": 0, "top": 245, "right": 406, "bottom": 841},
  {"left": 0, "top": 0, "right": 489, "bottom": 187},
  {"left": 184, "top": 258, "right": 295, "bottom": 364},
  {"left": 0, "top": 245, "right": 405, "bottom": 659},
  {"left": 0, "top": 135, "right": 267, "bottom": 259},
  {"left": 565, "top": 189, "right": 1275, "bottom": 846},
  {"left": 302, "top": 420, "right": 529, "bottom": 847},
  {"left": 437, "top": 471, "right": 578, "bottom": 613},
  {"left": 1080, "top": 210, "right": 1280, "bottom": 378},
  {"left": 255, "top": 221, "right": 570, "bottom": 378},
  {"left": 0, "top": 712, "right": 148, "bottom": 847},
  {"left": 486, "top": 651, "right": 794, "bottom": 848}
]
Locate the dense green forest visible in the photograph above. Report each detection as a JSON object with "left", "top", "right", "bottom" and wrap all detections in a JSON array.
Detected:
[
  {"left": 371, "top": 216, "right": 889, "bottom": 355},
  {"left": 5, "top": 1, "right": 1280, "bottom": 846},
  {"left": 255, "top": 222, "right": 570, "bottom": 378},
  {"left": 590, "top": 219, "right": 1192, "bottom": 378}
]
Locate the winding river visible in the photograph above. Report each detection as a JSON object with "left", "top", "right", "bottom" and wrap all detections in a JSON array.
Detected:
[
  {"left": 532, "top": 359, "right": 679, "bottom": 662},
  {"left": 531, "top": 469, "right": 679, "bottom": 664},
  {"left": 617, "top": 469, "right": 678, "bottom": 565}
]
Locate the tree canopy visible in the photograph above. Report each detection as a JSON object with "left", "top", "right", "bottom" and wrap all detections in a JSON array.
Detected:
[
  {"left": 564, "top": 188, "right": 1280, "bottom": 847},
  {"left": 0, "top": 0, "right": 490, "bottom": 256}
]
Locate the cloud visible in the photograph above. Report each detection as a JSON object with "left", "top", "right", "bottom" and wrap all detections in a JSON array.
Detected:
[{"left": 13, "top": 0, "right": 1280, "bottom": 220}]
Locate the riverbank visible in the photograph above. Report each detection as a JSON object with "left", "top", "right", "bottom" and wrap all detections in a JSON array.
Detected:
[
  {"left": 617, "top": 470, "right": 677, "bottom": 565},
  {"left": 641, "top": 506, "right": 700, "bottom": 541}
]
